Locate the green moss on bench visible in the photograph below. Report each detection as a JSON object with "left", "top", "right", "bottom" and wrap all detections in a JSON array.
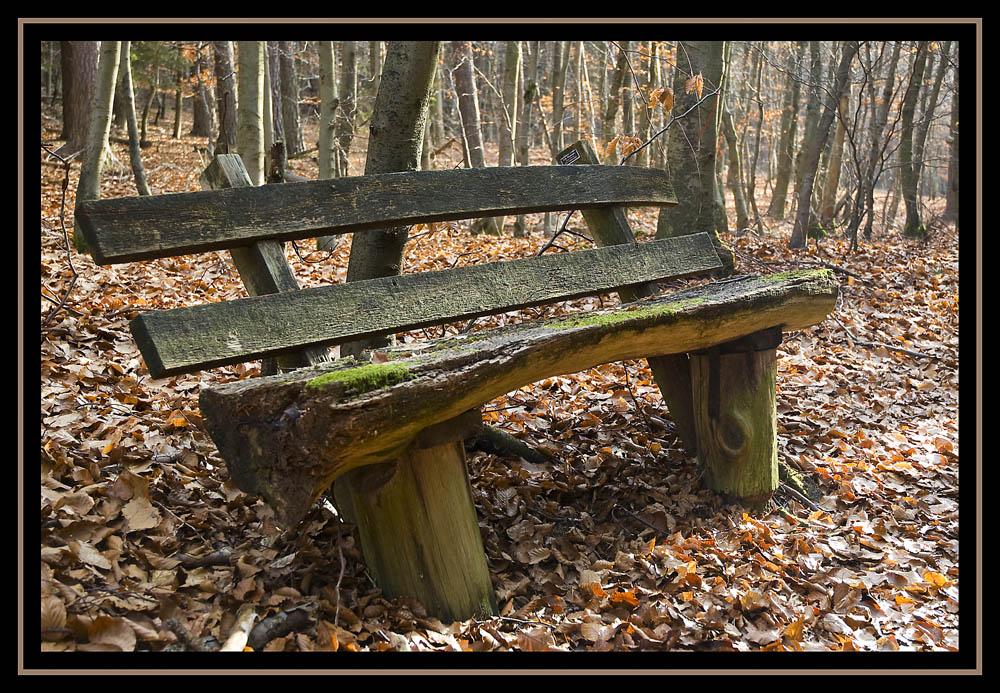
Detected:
[
  {"left": 760, "top": 268, "right": 834, "bottom": 282},
  {"left": 546, "top": 296, "right": 709, "bottom": 330},
  {"left": 305, "top": 362, "right": 415, "bottom": 394}
]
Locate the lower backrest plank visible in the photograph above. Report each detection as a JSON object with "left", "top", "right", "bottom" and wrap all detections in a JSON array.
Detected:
[{"left": 132, "top": 232, "right": 722, "bottom": 378}]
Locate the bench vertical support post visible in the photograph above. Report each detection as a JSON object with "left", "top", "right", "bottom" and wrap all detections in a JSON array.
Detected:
[
  {"left": 344, "top": 438, "right": 497, "bottom": 622},
  {"left": 690, "top": 327, "right": 781, "bottom": 507},
  {"left": 555, "top": 139, "right": 699, "bottom": 455}
]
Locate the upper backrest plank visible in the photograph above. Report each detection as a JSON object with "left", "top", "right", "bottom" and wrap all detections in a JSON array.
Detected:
[
  {"left": 77, "top": 165, "right": 678, "bottom": 265},
  {"left": 131, "top": 233, "right": 721, "bottom": 378}
]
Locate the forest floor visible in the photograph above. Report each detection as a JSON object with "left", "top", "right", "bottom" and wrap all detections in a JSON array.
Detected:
[{"left": 38, "top": 107, "right": 966, "bottom": 660}]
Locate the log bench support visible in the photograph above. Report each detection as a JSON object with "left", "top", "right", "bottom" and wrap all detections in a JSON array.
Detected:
[
  {"left": 339, "top": 410, "right": 496, "bottom": 622},
  {"left": 691, "top": 326, "right": 782, "bottom": 507}
]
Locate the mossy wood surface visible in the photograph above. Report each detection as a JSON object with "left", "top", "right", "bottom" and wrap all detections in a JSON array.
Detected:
[
  {"left": 344, "top": 441, "right": 497, "bottom": 622},
  {"left": 131, "top": 233, "right": 721, "bottom": 378},
  {"left": 199, "top": 270, "right": 838, "bottom": 527},
  {"left": 76, "top": 164, "right": 677, "bottom": 265}
]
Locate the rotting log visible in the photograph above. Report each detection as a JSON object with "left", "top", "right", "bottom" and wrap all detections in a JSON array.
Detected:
[{"left": 199, "top": 269, "right": 839, "bottom": 529}]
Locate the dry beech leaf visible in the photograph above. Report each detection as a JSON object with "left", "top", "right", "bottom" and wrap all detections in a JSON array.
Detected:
[{"left": 685, "top": 72, "right": 704, "bottom": 98}]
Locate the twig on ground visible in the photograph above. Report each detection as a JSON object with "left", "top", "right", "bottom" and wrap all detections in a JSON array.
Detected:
[{"left": 831, "top": 314, "right": 938, "bottom": 360}]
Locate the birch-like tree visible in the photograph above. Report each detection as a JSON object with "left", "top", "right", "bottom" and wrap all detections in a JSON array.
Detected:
[{"left": 236, "top": 41, "right": 265, "bottom": 185}]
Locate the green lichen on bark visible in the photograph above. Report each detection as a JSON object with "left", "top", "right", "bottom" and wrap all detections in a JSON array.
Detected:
[{"left": 305, "top": 362, "right": 415, "bottom": 394}]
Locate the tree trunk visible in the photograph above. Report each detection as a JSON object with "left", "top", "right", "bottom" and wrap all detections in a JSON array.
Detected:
[
  {"left": 601, "top": 42, "right": 629, "bottom": 159},
  {"left": 655, "top": 41, "right": 731, "bottom": 273},
  {"left": 367, "top": 41, "right": 383, "bottom": 108},
  {"left": 279, "top": 41, "right": 305, "bottom": 157},
  {"left": 212, "top": 41, "right": 238, "bottom": 155},
  {"left": 172, "top": 43, "right": 184, "bottom": 139},
  {"left": 342, "top": 41, "right": 441, "bottom": 358},
  {"left": 900, "top": 41, "right": 929, "bottom": 238},
  {"left": 818, "top": 90, "right": 850, "bottom": 230},
  {"left": 912, "top": 41, "right": 951, "bottom": 208},
  {"left": 336, "top": 41, "right": 358, "bottom": 177},
  {"left": 496, "top": 41, "right": 521, "bottom": 235},
  {"left": 119, "top": 41, "right": 151, "bottom": 197},
  {"left": 139, "top": 42, "right": 163, "bottom": 148},
  {"left": 859, "top": 41, "right": 901, "bottom": 242},
  {"left": 236, "top": 41, "right": 266, "bottom": 186},
  {"left": 315, "top": 42, "right": 340, "bottom": 250},
  {"left": 74, "top": 41, "right": 121, "bottom": 253},
  {"left": 57, "top": 41, "right": 98, "bottom": 158},
  {"left": 789, "top": 41, "right": 857, "bottom": 249},
  {"left": 514, "top": 41, "right": 535, "bottom": 237},
  {"left": 721, "top": 108, "right": 750, "bottom": 232},
  {"left": 190, "top": 44, "right": 214, "bottom": 139},
  {"left": 316, "top": 41, "right": 338, "bottom": 183},
  {"left": 498, "top": 40, "right": 520, "bottom": 168},
  {"left": 790, "top": 41, "right": 823, "bottom": 221},
  {"left": 452, "top": 40, "right": 486, "bottom": 169},
  {"left": 549, "top": 40, "right": 570, "bottom": 155},
  {"left": 451, "top": 41, "right": 501, "bottom": 235},
  {"left": 943, "top": 46, "right": 959, "bottom": 226}
]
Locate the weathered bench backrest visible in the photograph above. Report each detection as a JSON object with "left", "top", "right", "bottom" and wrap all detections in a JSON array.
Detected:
[
  {"left": 76, "top": 165, "right": 679, "bottom": 265},
  {"left": 78, "top": 157, "right": 723, "bottom": 379}
]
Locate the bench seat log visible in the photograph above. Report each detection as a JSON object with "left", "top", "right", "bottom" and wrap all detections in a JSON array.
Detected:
[
  {"left": 199, "top": 269, "right": 839, "bottom": 529},
  {"left": 75, "top": 164, "right": 677, "bottom": 265},
  {"left": 130, "top": 233, "right": 722, "bottom": 378}
]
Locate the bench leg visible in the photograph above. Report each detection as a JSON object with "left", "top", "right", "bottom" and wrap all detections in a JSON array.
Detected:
[
  {"left": 690, "top": 327, "right": 781, "bottom": 508},
  {"left": 343, "top": 438, "right": 497, "bottom": 622}
]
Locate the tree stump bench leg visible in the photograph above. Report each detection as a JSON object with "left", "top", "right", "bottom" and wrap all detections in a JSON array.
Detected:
[
  {"left": 340, "top": 410, "right": 497, "bottom": 622},
  {"left": 690, "top": 327, "right": 782, "bottom": 507}
]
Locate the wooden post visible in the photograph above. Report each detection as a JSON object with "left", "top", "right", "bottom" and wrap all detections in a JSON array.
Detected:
[
  {"left": 690, "top": 327, "right": 781, "bottom": 507},
  {"left": 555, "top": 139, "right": 701, "bottom": 455},
  {"left": 342, "top": 410, "right": 497, "bottom": 621}
]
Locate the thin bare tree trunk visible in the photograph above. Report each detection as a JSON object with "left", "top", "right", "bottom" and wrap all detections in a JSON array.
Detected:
[
  {"left": 790, "top": 41, "right": 857, "bottom": 249},
  {"left": 900, "top": 41, "right": 929, "bottom": 238},
  {"left": 451, "top": 40, "right": 501, "bottom": 235},
  {"left": 119, "top": 41, "right": 150, "bottom": 197},
  {"left": 236, "top": 41, "right": 265, "bottom": 186}
]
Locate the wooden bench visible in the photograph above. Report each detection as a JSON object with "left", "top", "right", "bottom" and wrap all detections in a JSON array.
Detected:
[{"left": 77, "top": 140, "right": 839, "bottom": 622}]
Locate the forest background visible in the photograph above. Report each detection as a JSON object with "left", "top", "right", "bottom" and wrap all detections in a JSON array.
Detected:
[{"left": 31, "top": 24, "right": 978, "bottom": 667}]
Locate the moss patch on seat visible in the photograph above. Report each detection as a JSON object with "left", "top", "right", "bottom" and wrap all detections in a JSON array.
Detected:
[{"left": 305, "top": 362, "right": 415, "bottom": 394}]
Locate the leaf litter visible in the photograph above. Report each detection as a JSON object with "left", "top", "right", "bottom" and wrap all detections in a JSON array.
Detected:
[{"left": 38, "top": 107, "right": 962, "bottom": 656}]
